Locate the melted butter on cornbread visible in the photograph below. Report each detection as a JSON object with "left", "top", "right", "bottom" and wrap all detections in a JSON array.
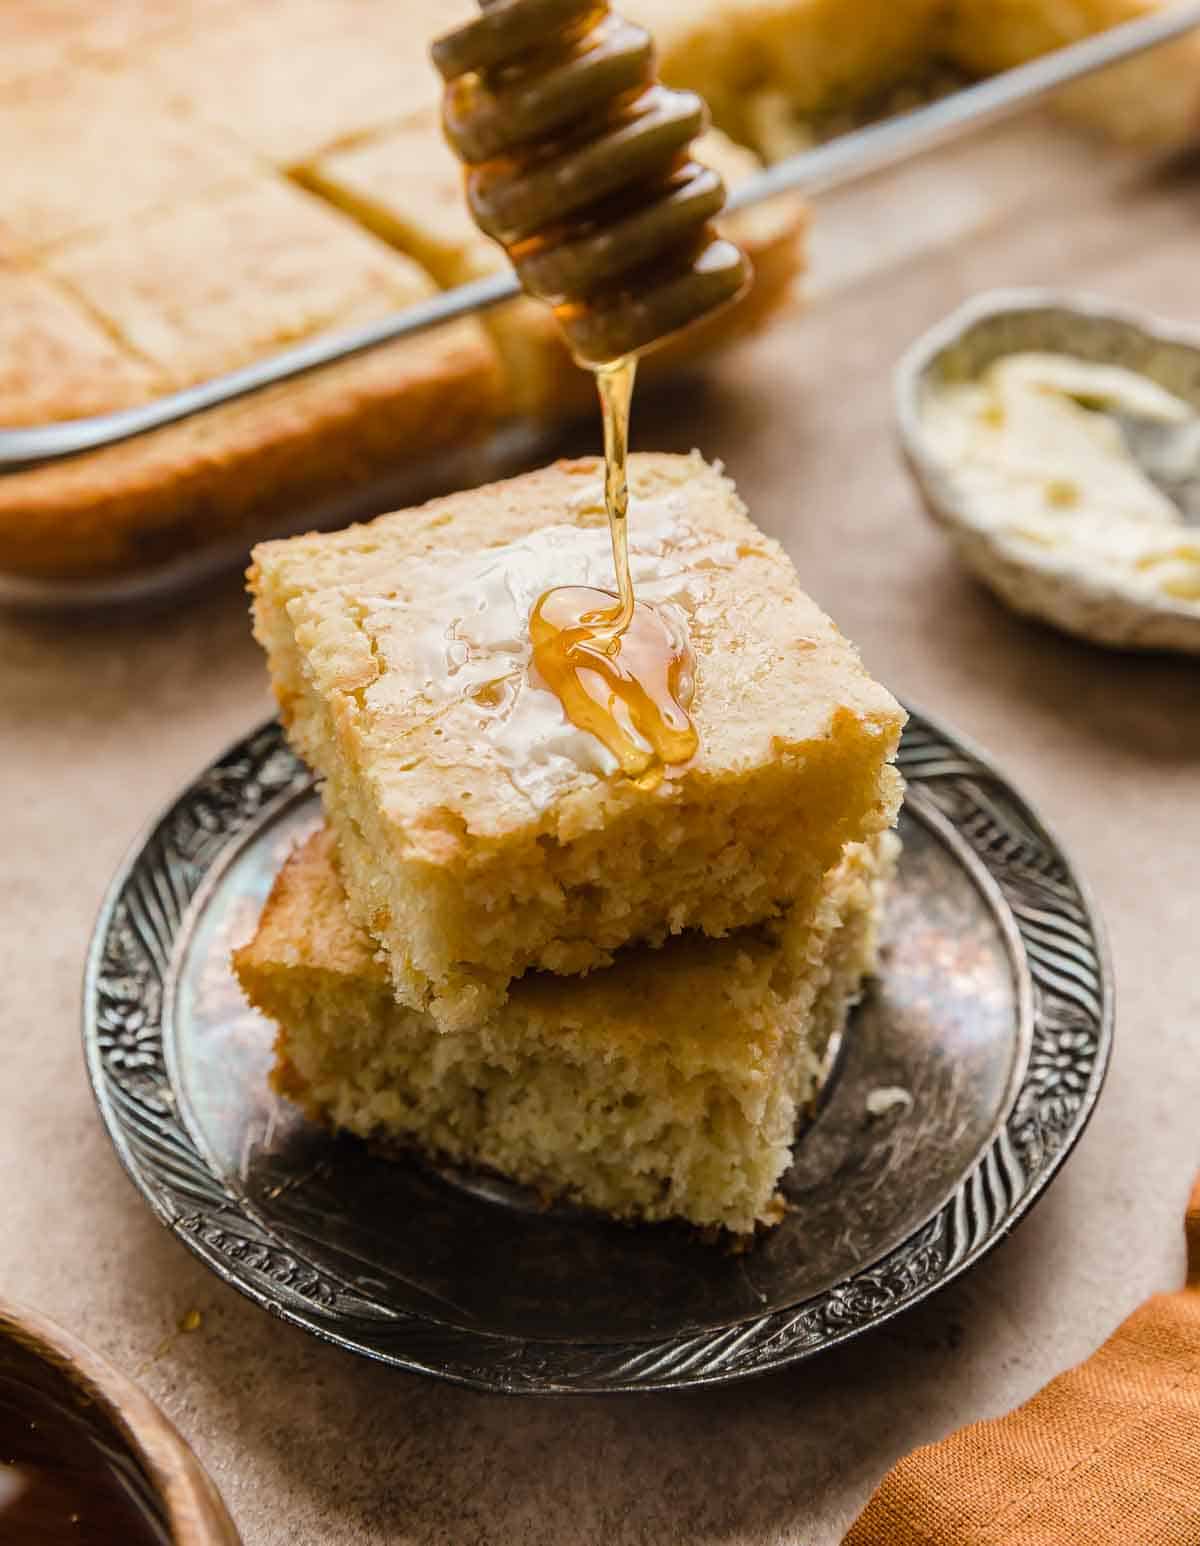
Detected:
[
  {"left": 922, "top": 353, "right": 1200, "bottom": 606},
  {"left": 398, "top": 483, "right": 737, "bottom": 809}
]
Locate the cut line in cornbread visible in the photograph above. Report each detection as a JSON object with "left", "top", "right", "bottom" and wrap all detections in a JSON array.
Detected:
[
  {"left": 8, "top": 0, "right": 1190, "bottom": 588},
  {"left": 303, "top": 118, "right": 807, "bottom": 417},
  {"left": 249, "top": 452, "right": 905, "bottom": 1030},
  {"left": 235, "top": 826, "right": 899, "bottom": 1235},
  {"left": 0, "top": 264, "right": 166, "bottom": 428},
  {"left": 46, "top": 177, "right": 470, "bottom": 389},
  {"left": 0, "top": 211, "right": 503, "bottom": 582}
]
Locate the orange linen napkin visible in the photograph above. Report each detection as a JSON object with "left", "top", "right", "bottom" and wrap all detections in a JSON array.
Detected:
[{"left": 845, "top": 1178, "right": 1200, "bottom": 1546}]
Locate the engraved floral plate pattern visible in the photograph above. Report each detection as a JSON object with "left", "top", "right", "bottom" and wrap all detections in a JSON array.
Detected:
[{"left": 84, "top": 712, "right": 1112, "bottom": 1394}]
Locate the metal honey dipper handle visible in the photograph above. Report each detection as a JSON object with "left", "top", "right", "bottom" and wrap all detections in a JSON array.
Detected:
[{"left": 432, "top": 0, "right": 752, "bottom": 366}]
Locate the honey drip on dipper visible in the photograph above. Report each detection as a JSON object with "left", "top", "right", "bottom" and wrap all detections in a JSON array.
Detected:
[{"left": 433, "top": 0, "right": 750, "bottom": 786}]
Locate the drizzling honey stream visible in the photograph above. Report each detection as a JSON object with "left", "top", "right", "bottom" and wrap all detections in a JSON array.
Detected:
[{"left": 433, "top": 0, "right": 750, "bottom": 784}]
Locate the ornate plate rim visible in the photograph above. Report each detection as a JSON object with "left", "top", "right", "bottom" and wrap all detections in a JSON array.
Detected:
[{"left": 82, "top": 707, "right": 1113, "bottom": 1395}]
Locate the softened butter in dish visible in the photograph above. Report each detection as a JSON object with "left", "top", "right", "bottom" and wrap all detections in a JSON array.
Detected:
[
  {"left": 896, "top": 290, "right": 1200, "bottom": 655},
  {"left": 921, "top": 353, "right": 1200, "bottom": 606}
]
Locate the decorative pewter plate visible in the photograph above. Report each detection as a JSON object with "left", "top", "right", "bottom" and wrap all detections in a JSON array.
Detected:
[{"left": 84, "top": 711, "right": 1111, "bottom": 1394}]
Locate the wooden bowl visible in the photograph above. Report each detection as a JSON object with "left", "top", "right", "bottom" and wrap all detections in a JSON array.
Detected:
[{"left": 0, "top": 1297, "right": 241, "bottom": 1544}]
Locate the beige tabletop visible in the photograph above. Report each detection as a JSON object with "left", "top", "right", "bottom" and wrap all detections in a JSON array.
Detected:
[{"left": 3, "top": 113, "right": 1198, "bottom": 1545}]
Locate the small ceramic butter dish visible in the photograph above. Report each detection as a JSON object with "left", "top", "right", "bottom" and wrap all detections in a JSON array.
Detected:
[{"left": 896, "top": 288, "right": 1200, "bottom": 654}]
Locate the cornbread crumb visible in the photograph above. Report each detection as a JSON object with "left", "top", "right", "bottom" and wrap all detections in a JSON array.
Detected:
[{"left": 235, "top": 827, "right": 900, "bottom": 1235}]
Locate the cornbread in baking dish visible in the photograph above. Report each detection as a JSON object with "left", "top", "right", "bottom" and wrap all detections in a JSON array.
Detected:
[
  {"left": 5, "top": 0, "right": 1191, "bottom": 588},
  {"left": 0, "top": 176, "right": 504, "bottom": 583},
  {"left": 235, "top": 827, "right": 898, "bottom": 1235},
  {"left": 0, "top": 329, "right": 502, "bottom": 582},
  {"left": 249, "top": 453, "right": 905, "bottom": 1030},
  {"left": 635, "top": 0, "right": 1200, "bottom": 156},
  {"left": 304, "top": 120, "right": 806, "bottom": 417}
]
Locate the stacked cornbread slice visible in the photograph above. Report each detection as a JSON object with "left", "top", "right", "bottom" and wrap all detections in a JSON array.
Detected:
[{"left": 238, "top": 453, "right": 905, "bottom": 1234}]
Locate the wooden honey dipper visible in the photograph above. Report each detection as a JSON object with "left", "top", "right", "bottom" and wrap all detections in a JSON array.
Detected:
[
  {"left": 432, "top": 0, "right": 753, "bottom": 787},
  {"left": 432, "top": 0, "right": 752, "bottom": 366}
]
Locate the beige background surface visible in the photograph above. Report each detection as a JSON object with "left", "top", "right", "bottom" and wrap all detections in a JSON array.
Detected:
[{"left": 2, "top": 113, "right": 1198, "bottom": 1544}]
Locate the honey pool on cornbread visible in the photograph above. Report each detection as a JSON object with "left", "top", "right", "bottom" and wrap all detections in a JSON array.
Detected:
[{"left": 249, "top": 453, "right": 905, "bottom": 1031}]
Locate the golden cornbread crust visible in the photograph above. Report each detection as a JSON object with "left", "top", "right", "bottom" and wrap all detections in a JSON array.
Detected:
[
  {"left": 250, "top": 452, "right": 905, "bottom": 1027},
  {"left": 234, "top": 826, "right": 899, "bottom": 1235},
  {"left": 0, "top": 319, "right": 503, "bottom": 582}
]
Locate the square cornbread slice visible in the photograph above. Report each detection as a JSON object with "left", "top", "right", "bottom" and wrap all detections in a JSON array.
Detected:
[
  {"left": 0, "top": 265, "right": 166, "bottom": 427},
  {"left": 235, "top": 826, "right": 898, "bottom": 1235},
  {"left": 303, "top": 117, "right": 806, "bottom": 417},
  {"left": 250, "top": 452, "right": 905, "bottom": 1029},
  {"left": 0, "top": 63, "right": 252, "bottom": 257}
]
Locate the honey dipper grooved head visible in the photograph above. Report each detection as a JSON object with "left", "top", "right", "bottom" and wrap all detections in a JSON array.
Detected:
[{"left": 432, "top": 0, "right": 751, "bottom": 365}]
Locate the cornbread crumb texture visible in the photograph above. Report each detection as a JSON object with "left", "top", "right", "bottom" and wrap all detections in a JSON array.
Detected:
[
  {"left": 47, "top": 179, "right": 446, "bottom": 388},
  {"left": 0, "top": 266, "right": 165, "bottom": 427},
  {"left": 250, "top": 453, "right": 905, "bottom": 1026},
  {"left": 234, "top": 827, "right": 899, "bottom": 1234}
]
